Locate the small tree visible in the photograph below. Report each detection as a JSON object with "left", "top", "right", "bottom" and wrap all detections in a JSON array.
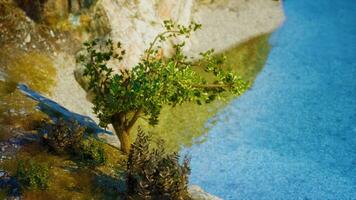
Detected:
[{"left": 77, "top": 20, "right": 248, "bottom": 154}]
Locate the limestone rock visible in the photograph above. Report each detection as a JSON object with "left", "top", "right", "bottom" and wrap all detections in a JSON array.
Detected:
[
  {"left": 90, "top": 0, "right": 285, "bottom": 70},
  {"left": 188, "top": 0, "right": 285, "bottom": 55}
]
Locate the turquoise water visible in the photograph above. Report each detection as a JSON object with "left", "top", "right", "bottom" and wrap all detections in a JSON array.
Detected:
[{"left": 185, "top": 1, "right": 356, "bottom": 199}]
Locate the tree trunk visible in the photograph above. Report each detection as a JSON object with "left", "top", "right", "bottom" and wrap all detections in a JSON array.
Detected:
[
  {"left": 112, "top": 120, "right": 131, "bottom": 154},
  {"left": 118, "top": 130, "right": 131, "bottom": 154}
]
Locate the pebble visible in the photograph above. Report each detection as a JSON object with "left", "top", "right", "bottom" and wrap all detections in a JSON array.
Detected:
[
  {"left": 50, "top": 30, "right": 55, "bottom": 38},
  {"left": 24, "top": 33, "right": 31, "bottom": 43},
  {"left": 25, "top": 16, "right": 32, "bottom": 22},
  {"left": 19, "top": 109, "right": 26, "bottom": 115},
  {"left": 1, "top": 146, "right": 6, "bottom": 151}
]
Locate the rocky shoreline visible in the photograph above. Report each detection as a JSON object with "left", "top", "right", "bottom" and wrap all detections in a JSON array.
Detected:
[
  {"left": 0, "top": 0, "right": 285, "bottom": 199},
  {"left": 0, "top": 131, "right": 219, "bottom": 199}
]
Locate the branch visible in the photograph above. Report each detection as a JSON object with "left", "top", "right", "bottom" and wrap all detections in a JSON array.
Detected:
[
  {"left": 145, "top": 30, "right": 180, "bottom": 61},
  {"left": 126, "top": 108, "right": 143, "bottom": 130}
]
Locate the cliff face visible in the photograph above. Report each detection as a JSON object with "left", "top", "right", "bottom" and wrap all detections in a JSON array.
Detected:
[
  {"left": 95, "top": 0, "right": 284, "bottom": 69},
  {"left": 98, "top": 0, "right": 194, "bottom": 69}
]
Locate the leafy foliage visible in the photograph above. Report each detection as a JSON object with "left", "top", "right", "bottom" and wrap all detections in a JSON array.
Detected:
[
  {"left": 75, "top": 137, "right": 107, "bottom": 166},
  {"left": 39, "top": 119, "right": 85, "bottom": 154},
  {"left": 77, "top": 20, "right": 248, "bottom": 153},
  {"left": 126, "top": 129, "right": 191, "bottom": 199},
  {"left": 16, "top": 160, "right": 50, "bottom": 190}
]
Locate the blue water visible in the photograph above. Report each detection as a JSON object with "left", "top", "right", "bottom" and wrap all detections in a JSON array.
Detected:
[{"left": 185, "top": 1, "right": 356, "bottom": 199}]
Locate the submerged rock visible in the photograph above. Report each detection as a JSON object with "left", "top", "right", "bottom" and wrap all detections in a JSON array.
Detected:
[{"left": 189, "top": 185, "right": 222, "bottom": 200}]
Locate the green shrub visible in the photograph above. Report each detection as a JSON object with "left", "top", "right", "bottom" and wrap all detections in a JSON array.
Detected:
[
  {"left": 39, "top": 119, "right": 106, "bottom": 166},
  {"left": 39, "top": 118, "right": 85, "bottom": 154},
  {"left": 126, "top": 129, "right": 191, "bottom": 199},
  {"left": 75, "top": 137, "right": 107, "bottom": 166},
  {"left": 16, "top": 160, "right": 50, "bottom": 190}
]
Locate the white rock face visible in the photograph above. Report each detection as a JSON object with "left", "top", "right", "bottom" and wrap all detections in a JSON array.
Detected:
[
  {"left": 51, "top": 53, "right": 96, "bottom": 120},
  {"left": 99, "top": 0, "right": 195, "bottom": 70},
  {"left": 189, "top": 0, "right": 285, "bottom": 54},
  {"left": 96, "top": 0, "right": 284, "bottom": 68},
  {"left": 99, "top": 0, "right": 159, "bottom": 70}
]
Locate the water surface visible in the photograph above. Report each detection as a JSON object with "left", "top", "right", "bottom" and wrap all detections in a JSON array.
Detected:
[{"left": 185, "top": 0, "right": 356, "bottom": 199}]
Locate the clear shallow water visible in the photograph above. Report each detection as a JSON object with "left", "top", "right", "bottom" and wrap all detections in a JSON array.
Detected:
[{"left": 184, "top": 0, "right": 356, "bottom": 199}]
